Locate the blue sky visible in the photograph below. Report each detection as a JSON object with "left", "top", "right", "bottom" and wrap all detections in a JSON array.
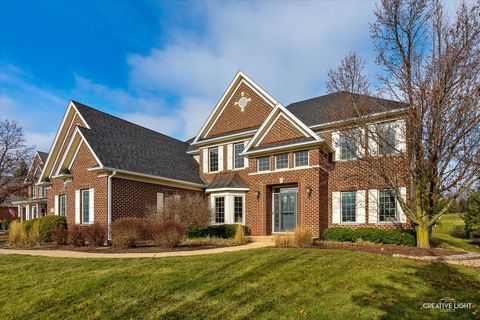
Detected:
[{"left": 0, "top": 0, "right": 462, "bottom": 152}]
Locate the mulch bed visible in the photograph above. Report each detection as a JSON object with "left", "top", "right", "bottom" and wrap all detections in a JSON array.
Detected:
[
  {"left": 313, "top": 241, "right": 465, "bottom": 257},
  {"left": 3, "top": 243, "right": 230, "bottom": 254}
]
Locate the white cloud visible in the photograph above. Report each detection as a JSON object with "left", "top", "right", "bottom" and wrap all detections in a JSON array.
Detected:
[
  {"left": 123, "top": 112, "right": 181, "bottom": 136},
  {"left": 24, "top": 131, "right": 56, "bottom": 152}
]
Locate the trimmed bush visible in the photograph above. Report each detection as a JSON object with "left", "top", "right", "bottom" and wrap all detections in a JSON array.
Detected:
[
  {"left": 186, "top": 224, "right": 250, "bottom": 239},
  {"left": 84, "top": 223, "right": 107, "bottom": 247},
  {"left": 322, "top": 227, "right": 356, "bottom": 242},
  {"left": 149, "top": 220, "right": 185, "bottom": 248},
  {"left": 322, "top": 227, "right": 415, "bottom": 246},
  {"left": 38, "top": 216, "right": 67, "bottom": 243},
  {"left": 112, "top": 218, "right": 145, "bottom": 248},
  {"left": 68, "top": 226, "right": 87, "bottom": 247}
]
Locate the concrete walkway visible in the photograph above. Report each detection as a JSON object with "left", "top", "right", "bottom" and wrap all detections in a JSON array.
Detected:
[
  {"left": 393, "top": 252, "right": 480, "bottom": 268},
  {"left": 0, "top": 241, "right": 274, "bottom": 259}
]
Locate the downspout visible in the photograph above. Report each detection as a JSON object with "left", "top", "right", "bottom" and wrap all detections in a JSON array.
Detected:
[{"left": 107, "top": 170, "right": 117, "bottom": 243}]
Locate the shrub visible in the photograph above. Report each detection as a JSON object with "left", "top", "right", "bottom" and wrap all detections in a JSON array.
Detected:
[
  {"left": 186, "top": 224, "right": 250, "bottom": 239},
  {"left": 22, "top": 219, "right": 40, "bottom": 246},
  {"left": 68, "top": 226, "right": 87, "bottom": 247},
  {"left": 462, "top": 192, "right": 480, "bottom": 237},
  {"left": 234, "top": 224, "right": 248, "bottom": 245},
  {"left": 148, "top": 194, "right": 210, "bottom": 229},
  {"left": 322, "top": 227, "right": 355, "bottom": 242},
  {"left": 112, "top": 218, "right": 145, "bottom": 248},
  {"left": 149, "top": 219, "right": 185, "bottom": 248},
  {"left": 322, "top": 227, "right": 416, "bottom": 246},
  {"left": 38, "top": 216, "right": 67, "bottom": 243},
  {"left": 84, "top": 223, "right": 107, "bottom": 247},
  {"left": 183, "top": 236, "right": 239, "bottom": 247},
  {"left": 52, "top": 228, "right": 68, "bottom": 245},
  {"left": 294, "top": 228, "right": 313, "bottom": 247},
  {"left": 8, "top": 220, "right": 25, "bottom": 246},
  {"left": 274, "top": 232, "right": 295, "bottom": 247},
  {"left": 0, "top": 219, "right": 12, "bottom": 230}
]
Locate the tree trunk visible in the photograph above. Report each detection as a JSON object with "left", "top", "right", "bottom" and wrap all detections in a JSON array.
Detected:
[{"left": 416, "top": 224, "right": 430, "bottom": 248}]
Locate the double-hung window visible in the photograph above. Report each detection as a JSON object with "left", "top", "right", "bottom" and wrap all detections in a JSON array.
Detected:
[
  {"left": 294, "top": 150, "right": 309, "bottom": 167},
  {"left": 233, "top": 143, "right": 244, "bottom": 169},
  {"left": 40, "top": 186, "right": 46, "bottom": 198},
  {"left": 81, "top": 189, "right": 90, "bottom": 224},
  {"left": 378, "top": 123, "right": 396, "bottom": 155},
  {"left": 209, "top": 147, "right": 219, "bottom": 172},
  {"left": 379, "top": 190, "right": 396, "bottom": 222},
  {"left": 340, "top": 132, "right": 356, "bottom": 160},
  {"left": 234, "top": 196, "right": 243, "bottom": 223},
  {"left": 341, "top": 191, "right": 356, "bottom": 222},
  {"left": 275, "top": 153, "right": 289, "bottom": 169},
  {"left": 258, "top": 157, "right": 270, "bottom": 172},
  {"left": 214, "top": 197, "right": 225, "bottom": 223},
  {"left": 59, "top": 194, "right": 66, "bottom": 216}
]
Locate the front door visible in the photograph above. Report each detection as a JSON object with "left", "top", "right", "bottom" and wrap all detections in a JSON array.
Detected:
[{"left": 273, "top": 187, "right": 298, "bottom": 232}]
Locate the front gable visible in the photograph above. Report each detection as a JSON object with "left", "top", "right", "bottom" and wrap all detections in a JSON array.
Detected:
[
  {"left": 193, "top": 71, "right": 277, "bottom": 143},
  {"left": 243, "top": 104, "right": 327, "bottom": 155}
]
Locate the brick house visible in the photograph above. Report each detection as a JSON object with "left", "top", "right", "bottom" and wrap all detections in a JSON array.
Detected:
[
  {"left": 38, "top": 71, "right": 410, "bottom": 239},
  {"left": 11, "top": 151, "right": 49, "bottom": 221}
]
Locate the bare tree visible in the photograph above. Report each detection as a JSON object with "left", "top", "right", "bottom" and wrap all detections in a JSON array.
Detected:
[
  {"left": 327, "top": 0, "right": 480, "bottom": 248},
  {"left": 0, "top": 119, "right": 33, "bottom": 204}
]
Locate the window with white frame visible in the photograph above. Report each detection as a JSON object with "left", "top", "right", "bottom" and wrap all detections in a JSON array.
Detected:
[
  {"left": 214, "top": 197, "right": 225, "bottom": 223},
  {"left": 40, "top": 186, "right": 46, "bottom": 198},
  {"left": 258, "top": 157, "right": 270, "bottom": 172},
  {"left": 234, "top": 196, "right": 243, "bottom": 223},
  {"left": 275, "top": 153, "right": 288, "bottom": 169},
  {"left": 32, "top": 185, "right": 36, "bottom": 198},
  {"left": 377, "top": 123, "right": 396, "bottom": 155},
  {"left": 59, "top": 194, "right": 66, "bottom": 216},
  {"left": 294, "top": 150, "right": 309, "bottom": 167},
  {"left": 379, "top": 190, "right": 396, "bottom": 222},
  {"left": 209, "top": 147, "right": 219, "bottom": 172},
  {"left": 341, "top": 191, "right": 356, "bottom": 222},
  {"left": 340, "top": 132, "right": 357, "bottom": 160},
  {"left": 233, "top": 142, "right": 244, "bottom": 169},
  {"left": 81, "top": 189, "right": 90, "bottom": 224}
]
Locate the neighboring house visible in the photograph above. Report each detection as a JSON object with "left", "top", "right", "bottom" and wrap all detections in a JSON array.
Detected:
[
  {"left": 38, "top": 71, "right": 410, "bottom": 239},
  {"left": 37, "top": 102, "right": 204, "bottom": 239},
  {"left": 12, "top": 151, "right": 49, "bottom": 221}
]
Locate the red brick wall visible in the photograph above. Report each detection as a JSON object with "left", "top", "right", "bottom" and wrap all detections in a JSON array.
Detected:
[
  {"left": 260, "top": 115, "right": 305, "bottom": 146},
  {"left": 47, "top": 141, "right": 108, "bottom": 229},
  {"left": 111, "top": 177, "right": 203, "bottom": 219},
  {"left": 206, "top": 82, "right": 273, "bottom": 138},
  {"left": 52, "top": 114, "right": 87, "bottom": 174}
]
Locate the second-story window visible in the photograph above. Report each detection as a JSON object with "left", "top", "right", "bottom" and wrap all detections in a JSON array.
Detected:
[
  {"left": 275, "top": 153, "right": 289, "bottom": 169},
  {"left": 209, "top": 147, "right": 219, "bottom": 172},
  {"left": 40, "top": 186, "right": 46, "bottom": 198},
  {"left": 258, "top": 157, "right": 270, "bottom": 172},
  {"left": 32, "top": 185, "right": 36, "bottom": 198},
  {"left": 294, "top": 150, "right": 309, "bottom": 167},
  {"left": 340, "top": 132, "right": 356, "bottom": 160},
  {"left": 378, "top": 123, "right": 396, "bottom": 155},
  {"left": 233, "top": 142, "right": 244, "bottom": 169}
]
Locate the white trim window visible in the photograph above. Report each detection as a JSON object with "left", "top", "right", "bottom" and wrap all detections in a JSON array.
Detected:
[
  {"left": 294, "top": 150, "right": 309, "bottom": 167},
  {"left": 234, "top": 196, "right": 244, "bottom": 223},
  {"left": 378, "top": 189, "right": 397, "bottom": 222},
  {"left": 209, "top": 147, "right": 219, "bottom": 172},
  {"left": 32, "top": 185, "right": 36, "bottom": 198},
  {"left": 233, "top": 142, "right": 244, "bottom": 169},
  {"left": 275, "top": 153, "right": 288, "bottom": 169},
  {"left": 59, "top": 194, "right": 66, "bottom": 216},
  {"left": 341, "top": 191, "right": 356, "bottom": 223},
  {"left": 40, "top": 186, "right": 46, "bottom": 198},
  {"left": 340, "top": 132, "right": 356, "bottom": 160},
  {"left": 81, "top": 189, "right": 90, "bottom": 224},
  {"left": 257, "top": 156, "right": 270, "bottom": 172},
  {"left": 377, "top": 123, "right": 396, "bottom": 155},
  {"left": 214, "top": 196, "right": 225, "bottom": 223}
]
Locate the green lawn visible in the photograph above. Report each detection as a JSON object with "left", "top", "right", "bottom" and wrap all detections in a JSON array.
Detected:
[
  {"left": 433, "top": 213, "right": 480, "bottom": 253},
  {"left": 1, "top": 249, "right": 479, "bottom": 320}
]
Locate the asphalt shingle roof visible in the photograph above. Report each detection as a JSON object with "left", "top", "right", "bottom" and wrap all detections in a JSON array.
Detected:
[
  {"left": 37, "top": 151, "right": 49, "bottom": 164},
  {"left": 73, "top": 101, "right": 204, "bottom": 185},
  {"left": 286, "top": 92, "right": 404, "bottom": 127}
]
